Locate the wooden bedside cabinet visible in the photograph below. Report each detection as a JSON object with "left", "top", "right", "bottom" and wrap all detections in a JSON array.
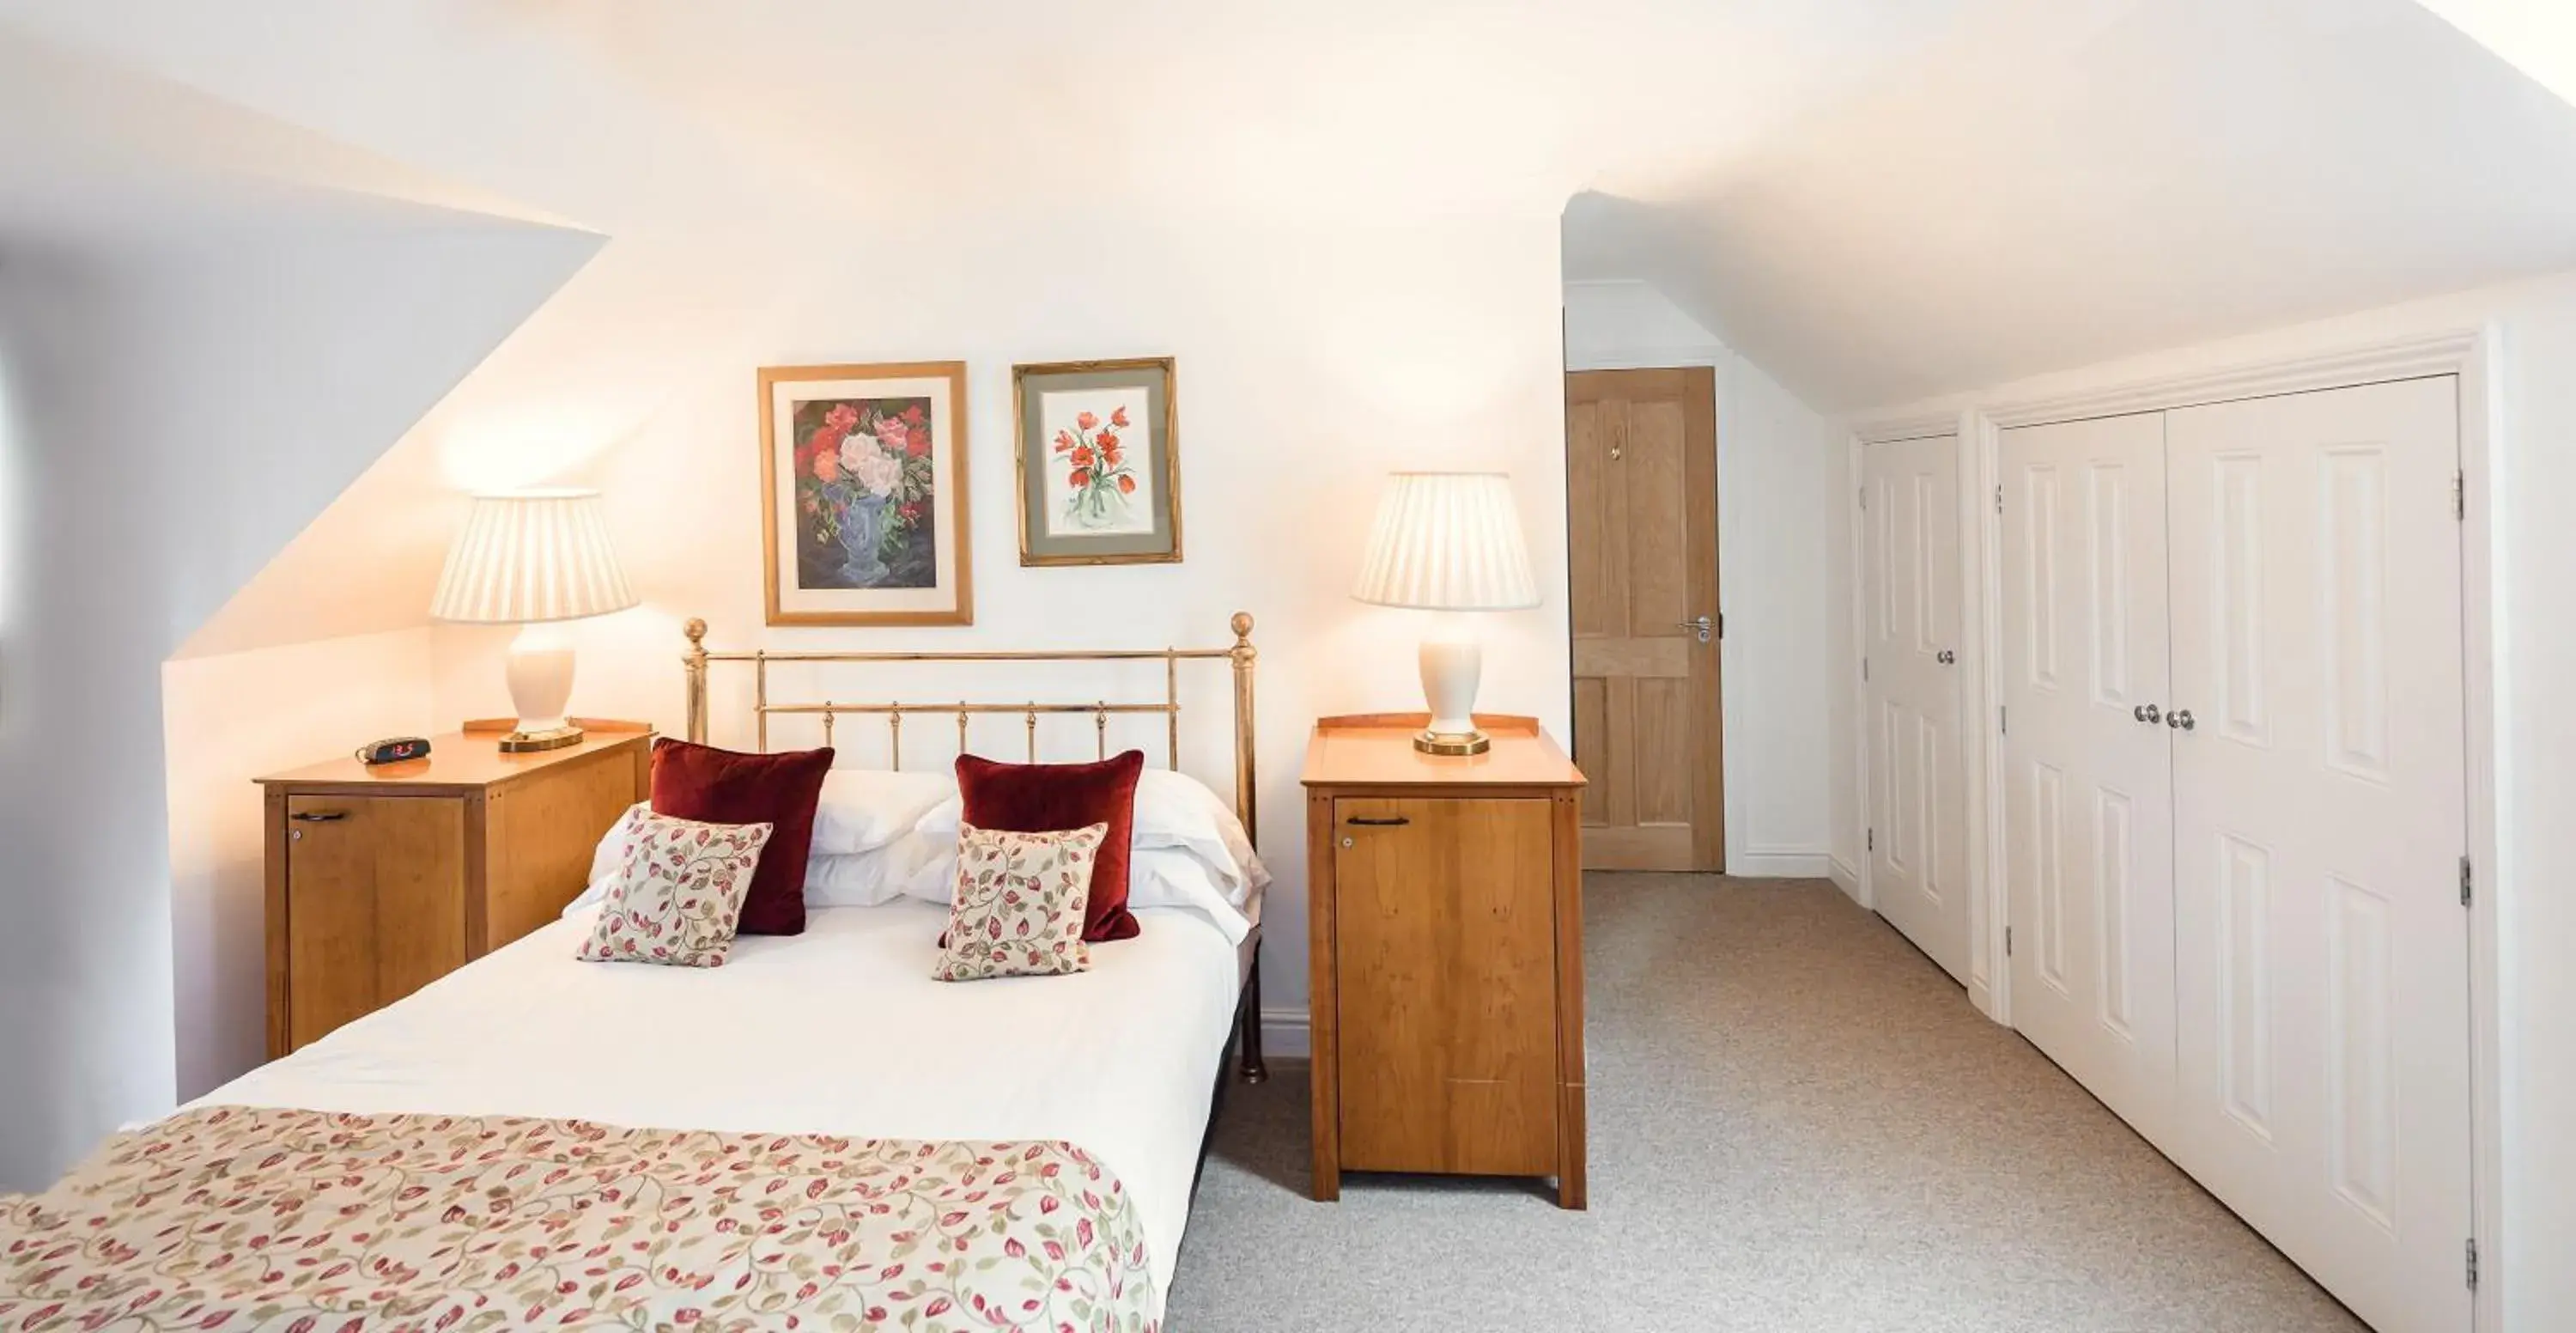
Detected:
[
  {"left": 257, "top": 722, "right": 652, "bottom": 1058},
  {"left": 1303, "top": 713, "right": 1589, "bottom": 1208}
]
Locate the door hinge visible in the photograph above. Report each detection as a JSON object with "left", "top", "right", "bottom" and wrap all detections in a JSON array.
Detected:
[
  {"left": 2453, "top": 470, "right": 2466, "bottom": 521},
  {"left": 1996, "top": 484, "right": 2004, "bottom": 515},
  {"left": 1862, "top": 657, "right": 1870, "bottom": 683},
  {"left": 1867, "top": 828, "right": 1874, "bottom": 852},
  {"left": 1716, "top": 612, "right": 1725, "bottom": 640},
  {"left": 1858, "top": 484, "right": 1868, "bottom": 510},
  {"left": 2005, "top": 925, "right": 2014, "bottom": 957},
  {"left": 2000, "top": 705, "right": 2008, "bottom": 736},
  {"left": 2461, "top": 855, "right": 2474, "bottom": 908},
  {"left": 2466, "top": 1238, "right": 2480, "bottom": 1289}
]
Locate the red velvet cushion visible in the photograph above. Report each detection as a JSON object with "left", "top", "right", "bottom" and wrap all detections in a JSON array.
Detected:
[
  {"left": 956, "top": 750, "right": 1143, "bottom": 943},
  {"left": 649, "top": 738, "right": 835, "bottom": 936}
]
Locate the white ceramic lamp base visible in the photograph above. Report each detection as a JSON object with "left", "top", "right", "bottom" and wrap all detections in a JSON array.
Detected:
[
  {"left": 1416, "top": 636, "right": 1489, "bottom": 756},
  {"left": 501, "top": 622, "right": 585, "bottom": 752}
]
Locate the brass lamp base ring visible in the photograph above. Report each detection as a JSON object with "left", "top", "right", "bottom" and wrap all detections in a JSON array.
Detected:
[
  {"left": 497, "top": 724, "right": 586, "bottom": 753},
  {"left": 1413, "top": 729, "right": 1491, "bottom": 757}
]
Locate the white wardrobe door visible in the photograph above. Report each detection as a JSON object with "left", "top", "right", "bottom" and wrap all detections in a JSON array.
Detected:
[
  {"left": 2166, "top": 377, "right": 2470, "bottom": 1333},
  {"left": 1862, "top": 434, "right": 1971, "bottom": 984},
  {"left": 1999, "top": 412, "right": 2179, "bottom": 1149}
]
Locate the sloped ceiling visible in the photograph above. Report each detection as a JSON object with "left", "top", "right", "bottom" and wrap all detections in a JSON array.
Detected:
[
  {"left": 0, "top": 0, "right": 1996, "bottom": 656},
  {"left": 1564, "top": 0, "right": 2576, "bottom": 412},
  {"left": 0, "top": 23, "right": 607, "bottom": 657},
  {"left": 9, "top": 0, "right": 2575, "bottom": 652},
  {"left": 2415, "top": 0, "right": 2576, "bottom": 107}
]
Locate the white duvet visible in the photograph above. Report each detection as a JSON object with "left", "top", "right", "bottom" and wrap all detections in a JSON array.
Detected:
[{"left": 194, "top": 900, "right": 1243, "bottom": 1310}]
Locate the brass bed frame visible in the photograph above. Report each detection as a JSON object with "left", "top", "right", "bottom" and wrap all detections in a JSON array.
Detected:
[{"left": 679, "top": 612, "right": 1267, "bottom": 1084}]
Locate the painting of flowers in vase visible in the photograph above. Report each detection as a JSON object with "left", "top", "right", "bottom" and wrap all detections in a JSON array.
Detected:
[
  {"left": 1012, "top": 358, "right": 1181, "bottom": 566},
  {"left": 1042, "top": 393, "right": 1156, "bottom": 537},
  {"left": 760, "top": 362, "right": 971, "bottom": 625},
  {"left": 794, "top": 396, "right": 936, "bottom": 587}
]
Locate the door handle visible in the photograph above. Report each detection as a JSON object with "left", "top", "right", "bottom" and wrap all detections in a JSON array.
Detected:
[
  {"left": 1935, "top": 649, "right": 1956, "bottom": 666},
  {"left": 1346, "top": 816, "right": 1411, "bottom": 827},
  {"left": 2133, "top": 703, "right": 2162, "bottom": 724},
  {"left": 1677, "top": 615, "right": 1714, "bottom": 644},
  {"left": 2167, "top": 709, "right": 2196, "bottom": 732},
  {"left": 290, "top": 810, "right": 349, "bottom": 823}
]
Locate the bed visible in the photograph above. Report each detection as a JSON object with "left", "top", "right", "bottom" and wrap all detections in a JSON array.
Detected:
[{"left": 0, "top": 616, "right": 1269, "bottom": 1333}]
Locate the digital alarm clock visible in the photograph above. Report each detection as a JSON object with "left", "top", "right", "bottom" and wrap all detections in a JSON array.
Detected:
[{"left": 355, "top": 736, "right": 433, "bottom": 765}]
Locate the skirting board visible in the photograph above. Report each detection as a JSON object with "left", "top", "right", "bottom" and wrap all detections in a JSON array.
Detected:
[
  {"left": 1727, "top": 848, "right": 1832, "bottom": 879},
  {"left": 1259, "top": 1007, "right": 1311, "bottom": 1059},
  {"left": 1827, "top": 855, "right": 1862, "bottom": 905}
]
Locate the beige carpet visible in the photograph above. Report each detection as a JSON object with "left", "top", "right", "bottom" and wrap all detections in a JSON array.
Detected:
[{"left": 1165, "top": 873, "right": 2366, "bottom": 1331}]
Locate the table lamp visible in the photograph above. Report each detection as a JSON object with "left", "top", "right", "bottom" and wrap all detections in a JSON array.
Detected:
[
  {"left": 1351, "top": 472, "right": 1541, "bottom": 755},
  {"left": 429, "top": 488, "right": 639, "bottom": 752}
]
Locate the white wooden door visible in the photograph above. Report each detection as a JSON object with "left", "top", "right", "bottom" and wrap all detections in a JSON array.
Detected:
[
  {"left": 2166, "top": 378, "right": 2470, "bottom": 1333},
  {"left": 1862, "top": 434, "right": 1971, "bottom": 983},
  {"left": 1999, "top": 412, "right": 2180, "bottom": 1149}
]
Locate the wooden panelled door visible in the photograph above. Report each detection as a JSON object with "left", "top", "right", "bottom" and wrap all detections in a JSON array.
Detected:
[{"left": 1564, "top": 368, "right": 1722, "bottom": 872}]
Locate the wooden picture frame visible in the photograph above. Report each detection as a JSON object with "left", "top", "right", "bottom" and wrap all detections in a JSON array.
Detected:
[
  {"left": 758, "top": 361, "right": 972, "bottom": 625},
  {"left": 1012, "top": 357, "right": 1182, "bottom": 566}
]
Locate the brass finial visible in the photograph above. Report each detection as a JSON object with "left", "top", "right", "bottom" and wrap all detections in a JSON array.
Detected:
[{"left": 683, "top": 618, "right": 708, "bottom": 648}]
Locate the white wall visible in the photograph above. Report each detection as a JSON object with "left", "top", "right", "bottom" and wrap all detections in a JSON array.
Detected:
[
  {"left": 0, "top": 188, "right": 593, "bottom": 1189},
  {"left": 428, "top": 212, "right": 1577, "bottom": 1061},
  {"left": 1562, "top": 278, "right": 1838, "bottom": 877},
  {"left": 1827, "top": 266, "right": 2576, "bottom": 1333},
  {"left": 161, "top": 629, "right": 434, "bottom": 1099}
]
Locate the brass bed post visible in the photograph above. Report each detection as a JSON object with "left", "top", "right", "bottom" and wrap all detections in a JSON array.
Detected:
[
  {"left": 683, "top": 618, "right": 710, "bottom": 744},
  {"left": 1226, "top": 610, "right": 1265, "bottom": 1083},
  {"left": 1229, "top": 612, "right": 1258, "bottom": 849}
]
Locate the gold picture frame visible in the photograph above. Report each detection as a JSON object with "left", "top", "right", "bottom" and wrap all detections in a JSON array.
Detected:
[
  {"left": 1012, "top": 356, "right": 1182, "bottom": 566},
  {"left": 758, "top": 361, "right": 973, "bottom": 626}
]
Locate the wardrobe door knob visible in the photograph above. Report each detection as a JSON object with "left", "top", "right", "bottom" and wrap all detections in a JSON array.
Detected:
[
  {"left": 2134, "top": 703, "right": 2162, "bottom": 724},
  {"left": 2168, "top": 709, "right": 2196, "bottom": 732}
]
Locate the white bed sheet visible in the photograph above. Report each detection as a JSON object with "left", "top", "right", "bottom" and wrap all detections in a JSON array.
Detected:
[{"left": 194, "top": 901, "right": 1243, "bottom": 1310}]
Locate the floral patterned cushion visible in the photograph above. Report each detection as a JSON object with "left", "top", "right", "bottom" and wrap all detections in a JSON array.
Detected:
[
  {"left": 933, "top": 821, "right": 1107, "bottom": 981},
  {"left": 578, "top": 807, "right": 774, "bottom": 967}
]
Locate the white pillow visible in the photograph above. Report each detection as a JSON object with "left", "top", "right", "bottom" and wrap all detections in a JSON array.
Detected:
[
  {"left": 913, "top": 769, "right": 1267, "bottom": 904},
  {"left": 805, "top": 832, "right": 940, "bottom": 907},
  {"left": 811, "top": 769, "right": 957, "bottom": 856},
  {"left": 896, "top": 843, "right": 1254, "bottom": 945},
  {"left": 585, "top": 800, "right": 653, "bottom": 888},
  {"left": 570, "top": 804, "right": 934, "bottom": 915}
]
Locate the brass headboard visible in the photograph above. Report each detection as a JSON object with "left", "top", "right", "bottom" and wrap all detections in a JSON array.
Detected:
[{"left": 680, "top": 612, "right": 1260, "bottom": 847}]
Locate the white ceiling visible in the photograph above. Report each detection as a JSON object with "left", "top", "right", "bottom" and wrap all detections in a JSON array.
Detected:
[
  {"left": 4, "top": 0, "right": 2574, "bottom": 652},
  {"left": 1564, "top": 0, "right": 2576, "bottom": 412}
]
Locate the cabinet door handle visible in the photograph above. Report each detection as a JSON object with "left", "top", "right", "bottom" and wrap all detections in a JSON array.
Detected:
[
  {"left": 1346, "top": 816, "right": 1411, "bottom": 827},
  {"left": 290, "top": 810, "right": 349, "bottom": 823}
]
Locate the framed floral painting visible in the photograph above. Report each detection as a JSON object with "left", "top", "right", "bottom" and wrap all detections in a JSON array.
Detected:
[
  {"left": 759, "top": 361, "right": 971, "bottom": 625},
  {"left": 1012, "top": 357, "right": 1181, "bottom": 566}
]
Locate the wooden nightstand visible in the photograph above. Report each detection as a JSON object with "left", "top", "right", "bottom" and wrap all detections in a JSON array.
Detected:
[
  {"left": 257, "top": 721, "right": 652, "bottom": 1057},
  {"left": 1302, "top": 713, "right": 1589, "bottom": 1208}
]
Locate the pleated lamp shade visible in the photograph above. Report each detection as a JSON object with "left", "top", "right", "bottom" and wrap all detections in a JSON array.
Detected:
[
  {"left": 1351, "top": 472, "right": 1540, "bottom": 612},
  {"left": 429, "top": 489, "right": 639, "bottom": 624}
]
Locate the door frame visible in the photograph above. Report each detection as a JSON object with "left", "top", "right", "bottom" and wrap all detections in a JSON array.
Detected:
[
  {"left": 1560, "top": 351, "right": 1738, "bottom": 873},
  {"left": 1855, "top": 326, "right": 2503, "bottom": 1330}
]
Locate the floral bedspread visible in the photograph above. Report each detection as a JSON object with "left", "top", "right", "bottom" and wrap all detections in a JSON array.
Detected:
[{"left": 0, "top": 1106, "right": 1157, "bottom": 1332}]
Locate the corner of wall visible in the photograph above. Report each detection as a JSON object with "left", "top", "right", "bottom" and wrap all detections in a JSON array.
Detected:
[{"left": 161, "top": 627, "right": 438, "bottom": 1100}]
